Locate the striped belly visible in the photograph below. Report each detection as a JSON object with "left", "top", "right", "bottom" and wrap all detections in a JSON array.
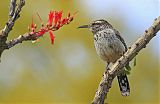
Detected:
[{"left": 94, "top": 37, "right": 125, "bottom": 63}]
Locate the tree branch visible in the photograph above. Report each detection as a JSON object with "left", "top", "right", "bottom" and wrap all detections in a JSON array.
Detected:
[
  {"left": 5, "top": 33, "right": 38, "bottom": 49},
  {"left": 2, "top": 0, "right": 25, "bottom": 37},
  {"left": 92, "top": 16, "right": 160, "bottom": 104},
  {"left": 0, "top": 0, "right": 25, "bottom": 59},
  {"left": 9, "top": 0, "right": 17, "bottom": 17}
]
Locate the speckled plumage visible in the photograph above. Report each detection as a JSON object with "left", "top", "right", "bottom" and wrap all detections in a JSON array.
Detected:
[
  {"left": 79, "top": 19, "right": 130, "bottom": 96},
  {"left": 94, "top": 28, "right": 125, "bottom": 63}
]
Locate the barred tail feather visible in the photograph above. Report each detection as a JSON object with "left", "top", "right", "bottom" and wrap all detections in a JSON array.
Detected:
[{"left": 117, "top": 74, "right": 130, "bottom": 96}]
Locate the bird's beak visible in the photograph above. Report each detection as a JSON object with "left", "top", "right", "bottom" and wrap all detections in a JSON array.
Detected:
[{"left": 77, "top": 25, "right": 89, "bottom": 29}]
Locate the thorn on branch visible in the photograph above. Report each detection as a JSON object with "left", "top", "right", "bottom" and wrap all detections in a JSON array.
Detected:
[
  {"left": 144, "top": 38, "right": 148, "bottom": 43},
  {"left": 118, "top": 60, "right": 121, "bottom": 63},
  {"left": 143, "top": 45, "right": 146, "bottom": 48},
  {"left": 145, "top": 30, "right": 148, "bottom": 33},
  {"left": 136, "top": 52, "right": 139, "bottom": 55},
  {"left": 126, "top": 57, "right": 129, "bottom": 60},
  {"left": 135, "top": 43, "right": 139, "bottom": 46},
  {"left": 152, "top": 26, "right": 156, "bottom": 30},
  {"left": 128, "top": 46, "right": 131, "bottom": 49},
  {"left": 154, "top": 18, "right": 157, "bottom": 21}
]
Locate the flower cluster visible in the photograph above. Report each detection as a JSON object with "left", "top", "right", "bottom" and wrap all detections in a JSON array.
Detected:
[{"left": 29, "top": 11, "right": 77, "bottom": 44}]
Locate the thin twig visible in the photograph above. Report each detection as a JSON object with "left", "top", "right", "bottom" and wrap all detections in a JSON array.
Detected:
[
  {"left": 6, "top": 33, "right": 38, "bottom": 49},
  {"left": 2, "top": 0, "right": 25, "bottom": 37},
  {"left": 92, "top": 16, "right": 160, "bottom": 104},
  {"left": 9, "top": 0, "right": 17, "bottom": 17},
  {"left": 0, "top": 0, "right": 25, "bottom": 58}
]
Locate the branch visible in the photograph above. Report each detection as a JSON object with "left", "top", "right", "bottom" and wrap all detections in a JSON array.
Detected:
[
  {"left": 2, "top": 0, "right": 25, "bottom": 37},
  {"left": 9, "top": 0, "right": 17, "bottom": 17},
  {"left": 6, "top": 33, "right": 37, "bottom": 49},
  {"left": 0, "top": 0, "right": 25, "bottom": 59},
  {"left": 5, "top": 15, "right": 75, "bottom": 49},
  {"left": 92, "top": 16, "right": 160, "bottom": 104}
]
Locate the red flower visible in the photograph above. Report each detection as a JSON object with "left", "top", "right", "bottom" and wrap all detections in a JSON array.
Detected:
[
  {"left": 49, "top": 31, "right": 55, "bottom": 44},
  {"left": 61, "top": 18, "right": 68, "bottom": 25},
  {"left": 54, "top": 11, "right": 63, "bottom": 26},
  {"left": 48, "top": 11, "right": 54, "bottom": 26},
  {"left": 54, "top": 12, "right": 58, "bottom": 25},
  {"left": 36, "top": 28, "right": 46, "bottom": 36},
  {"left": 31, "top": 16, "right": 35, "bottom": 30},
  {"left": 57, "top": 11, "right": 63, "bottom": 21},
  {"left": 29, "top": 10, "right": 77, "bottom": 45}
]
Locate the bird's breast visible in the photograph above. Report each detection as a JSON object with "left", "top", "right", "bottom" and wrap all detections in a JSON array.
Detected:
[{"left": 94, "top": 33, "right": 125, "bottom": 63}]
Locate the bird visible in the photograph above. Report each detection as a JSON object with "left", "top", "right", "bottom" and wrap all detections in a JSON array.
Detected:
[{"left": 78, "top": 19, "right": 131, "bottom": 96}]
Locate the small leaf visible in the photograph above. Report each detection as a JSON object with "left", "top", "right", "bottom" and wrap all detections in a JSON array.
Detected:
[
  {"left": 124, "top": 69, "right": 130, "bottom": 75},
  {"left": 134, "top": 57, "right": 137, "bottom": 66},
  {"left": 125, "top": 64, "right": 131, "bottom": 71}
]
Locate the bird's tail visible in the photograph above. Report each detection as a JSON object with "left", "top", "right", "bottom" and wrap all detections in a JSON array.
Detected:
[{"left": 117, "top": 74, "right": 130, "bottom": 96}]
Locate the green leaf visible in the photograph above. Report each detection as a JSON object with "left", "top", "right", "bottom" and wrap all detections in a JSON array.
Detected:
[
  {"left": 124, "top": 69, "right": 130, "bottom": 75},
  {"left": 125, "top": 64, "right": 131, "bottom": 71},
  {"left": 134, "top": 57, "right": 137, "bottom": 66}
]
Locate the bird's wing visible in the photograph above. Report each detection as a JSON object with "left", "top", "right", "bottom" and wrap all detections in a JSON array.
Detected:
[
  {"left": 114, "top": 29, "right": 127, "bottom": 52},
  {"left": 114, "top": 29, "right": 132, "bottom": 71}
]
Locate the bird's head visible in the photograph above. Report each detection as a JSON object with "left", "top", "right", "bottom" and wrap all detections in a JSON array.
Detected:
[{"left": 78, "top": 19, "right": 112, "bottom": 33}]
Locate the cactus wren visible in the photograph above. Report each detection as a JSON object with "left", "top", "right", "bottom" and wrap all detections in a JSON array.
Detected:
[{"left": 78, "top": 19, "right": 130, "bottom": 96}]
